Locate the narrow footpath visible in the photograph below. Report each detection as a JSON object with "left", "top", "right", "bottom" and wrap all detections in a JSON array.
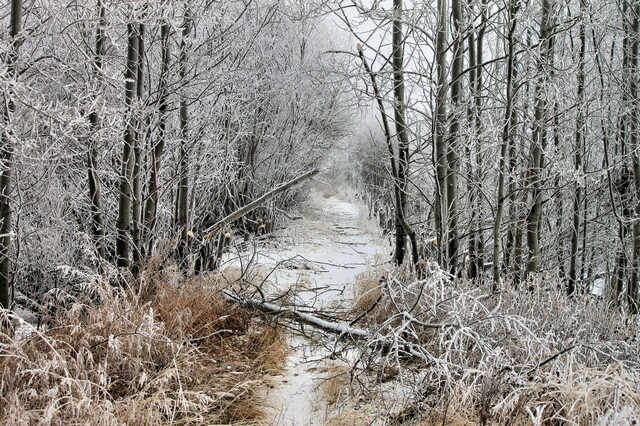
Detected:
[{"left": 224, "top": 186, "right": 387, "bottom": 425}]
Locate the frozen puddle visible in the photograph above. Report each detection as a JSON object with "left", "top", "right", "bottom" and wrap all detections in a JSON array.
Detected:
[{"left": 223, "top": 190, "right": 387, "bottom": 424}]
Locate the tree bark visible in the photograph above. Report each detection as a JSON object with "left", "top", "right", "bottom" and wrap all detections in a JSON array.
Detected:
[
  {"left": 143, "top": 21, "right": 171, "bottom": 255},
  {"left": 526, "top": 0, "right": 553, "bottom": 276},
  {"left": 628, "top": 0, "right": 640, "bottom": 313},
  {"left": 0, "top": 0, "right": 22, "bottom": 309},
  {"left": 87, "top": 0, "right": 106, "bottom": 261},
  {"left": 115, "top": 20, "right": 140, "bottom": 269},
  {"left": 493, "top": 0, "right": 518, "bottom": 289},
  {"left": 177, "top": 6, "right": 193, "bottom": 269},
  {"left": 391, "top": 0, "right": 410, "bottom": 266},
  {"left": 568, "top": 0, "right": 587, "bottom": 296},
  {"left": 446, "top": 0, "right": 463, "bottom": 275},
  {"left": 434, "top": 0, "right": 449, "bottom": 268}
]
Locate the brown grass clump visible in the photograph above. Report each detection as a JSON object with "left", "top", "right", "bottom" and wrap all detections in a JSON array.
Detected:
[
  {"left": 322, "top": 365, "right": 351, "bottom": 406},
  {"left": 0, "top": 269, "right": 285, "bottom": 425}
]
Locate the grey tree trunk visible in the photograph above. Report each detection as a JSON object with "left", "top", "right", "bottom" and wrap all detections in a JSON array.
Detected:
[
  {"left": 434, "top": 0, "right": 449, "bottom": 268},
  {"left": 628, "top": 0, "right": 640, "bottom": 313},
  {"left": 525, "top": 0, "right": 553, "bottom": 275},
  {"left": 356, "top": 45, "right": 419, "bottom": 270},
  {"left": 131, "top": 22, "right": 145, "bottom": 273},
  {"left": 391, "top": 0, "right": 409, "bottom": 265},
  {"left": 177, "top": 7, "right": 193, "bottom": 268},
  {"left": 446, "top": 0, "right": 463, "bottom": 274},
  {"left": 492, "top": 0, "right": 518, "bottom": 289},
  {"left": 143, "top": 21, "right": 171, "bottom": 255},
  {"left": 87, "top": 0, "right": 106, "bottom": 261},
  {"left": 0, "top": 0, "right": 22, "bottom": 309},
  {"left": 568, "top": 1, "right": 587, "bottom": 296},
  {"left": 115, "top": 20, "right": 140, "bottom": 269}
]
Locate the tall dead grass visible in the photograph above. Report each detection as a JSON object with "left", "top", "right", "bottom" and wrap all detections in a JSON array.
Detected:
[{"left": 0, "top": 267, "right": 285, "bottom": 425}]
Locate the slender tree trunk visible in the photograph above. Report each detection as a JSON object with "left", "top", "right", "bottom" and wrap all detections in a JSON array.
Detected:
[
  {"left": 87, "top": 0, "right": 106, "bottom": 261},
  {"left": 628, "top": 0, "right": 640, "bottom": 313},
  {"left": 492, "top": 0, "right": 518, "bottom": 289},
  {"left": 446, "top": 0, "right": 463, "bottom": 275},
  {"left": 391, "top": 0, "right": 409, "bottom": 265},
  {"left": 143, "top": 21, "right": 171, "bottom": 255},
  {"left": 116, "top": 20, "right": 140, "bottom": 269},
  {"left": 357, "top": 44, "right": 419, "bottom": 270},
  {"left": 131, "top": 22, "right": 145, "bottom": 274},
  {"left": 467, "top": 0, "right": 487, "bottom": 281},
  {"left": 526, "top": 0, "right": 553, "bottom": 276},
  {"left": 177, "top": 7, "right": 193, "bottom": 268},
  {"left": 0, "top": 0, "right": 22, "bottom": 309},
  {"left": 568, "top": 1, "right": 586, "bottom": 296},
  {"left": 434, "top": 0, "right": 449, "bottom": 268}
]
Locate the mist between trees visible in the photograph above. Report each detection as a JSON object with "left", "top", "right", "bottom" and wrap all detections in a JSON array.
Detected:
[{"left": 1, "top": 0, "right": 639, "bottom": 314}]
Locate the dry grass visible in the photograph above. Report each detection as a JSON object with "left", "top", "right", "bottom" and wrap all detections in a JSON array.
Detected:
[
  {"left": 322, "top": 365, "right": 351, "bottom": 406},
  {"left": 0, "top": 267, "right": 286, "bottom": 425},
  {"left": 346, "top": 267, "right": 640, "bottom": 425}
]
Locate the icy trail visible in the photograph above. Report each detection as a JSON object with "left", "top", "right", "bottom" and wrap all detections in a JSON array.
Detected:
[{"left": 223, "top": 188, "right": 387, "bottom": 425}]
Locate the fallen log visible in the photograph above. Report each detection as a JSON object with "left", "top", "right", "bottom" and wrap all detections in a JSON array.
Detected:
[
  {"left": 221, "top": 290, "right": 370, "bottom": 339},
  {"left": 204, "top": 169, "right": 320, "bottom": 242}
]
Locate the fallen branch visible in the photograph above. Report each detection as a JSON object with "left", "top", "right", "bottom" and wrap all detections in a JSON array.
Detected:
[
  {"left": 222, "top": 290, "right": 369, "bottom": 339},
  {"left": 204, "top": 168, "right": 320, "bottom": 241}
]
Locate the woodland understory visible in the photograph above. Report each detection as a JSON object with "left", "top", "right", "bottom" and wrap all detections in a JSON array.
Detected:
[{"left": 1, "top": 0, "right": 640, "bottom": 424}]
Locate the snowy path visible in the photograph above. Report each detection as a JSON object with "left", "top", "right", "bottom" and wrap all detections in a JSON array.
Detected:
[{"left": 223, "top": 189, "right": 387, "bottom": 425}]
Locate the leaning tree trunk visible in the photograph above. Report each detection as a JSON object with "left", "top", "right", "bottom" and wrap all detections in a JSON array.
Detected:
[
  {"left": 0, "top": 0, "right": 22, "bottom": 309},
  {"left": 115, "top": 20, "right": 140, "bottom": 269}
]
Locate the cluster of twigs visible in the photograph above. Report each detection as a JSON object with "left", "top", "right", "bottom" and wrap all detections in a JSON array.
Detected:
[{"left": 345, "top": 266, "right": 640, "bottom": 424}]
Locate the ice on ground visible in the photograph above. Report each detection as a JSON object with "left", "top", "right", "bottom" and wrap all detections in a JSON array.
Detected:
[{"left": 222, "top": 189, "right": 387, "bottom": 425}]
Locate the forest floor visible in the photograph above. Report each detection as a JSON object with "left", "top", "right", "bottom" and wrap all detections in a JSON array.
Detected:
[{"left": 222, "top": 183, "right": 389, "bottom": 425}]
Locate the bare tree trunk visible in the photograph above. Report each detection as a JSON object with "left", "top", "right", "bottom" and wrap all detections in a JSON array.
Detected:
[
  {"left": 434, "top": 0, "right": 449, "bottom": 268},
  {"left": 446, "top": 0, "right": 463, "bottom": 275},
  {"left": 391, "top": 0, "right": 409, "bottom": 265},
  {"left": 628, "top": 0, "right": 640, "bottom": 313},
  {"left": 131, "top": 21, "right": 145, "bottom": 274},
  {"left": 177, "top": 6, "right": 193, "bottom": 269},
  {"left": 493, "top": 0, "right": 518, "bottom": 289},
  {"left": 356, "top": 45, "right": 419, "bottom": 270},
  {"left": 568, "top": 0, "right": 586, "bottom": 296},
  {"left": 115, "top": 20, "right": 140, "bottom": 269},
  {"left": 143, "top": 21, "right": 170, "bottom": 255},
  {"left": 466, "top": 0, "right": 487, "bottom": 281},
  {"left": 87, "top": 0, "right": 106, "bottom": 261},
  {"left": 0, "top": 0, "right": 22, "bottom": 309},
  {"left": 526, "top": 0, "right": 553, "bottom": 276}
]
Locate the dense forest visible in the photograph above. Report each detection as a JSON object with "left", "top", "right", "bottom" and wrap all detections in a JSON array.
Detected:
[{"left": 1, "top": 0, "right": 640, "bottom": 424}]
